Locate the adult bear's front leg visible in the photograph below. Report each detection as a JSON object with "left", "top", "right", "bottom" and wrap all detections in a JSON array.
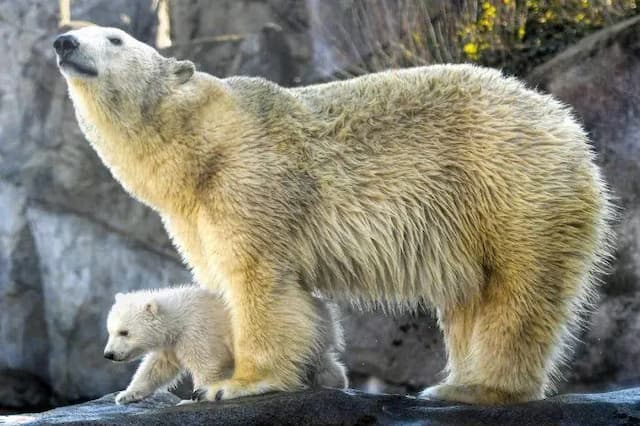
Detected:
[{"left": 195, "top": 261, "right": 321, "bottom": 401}]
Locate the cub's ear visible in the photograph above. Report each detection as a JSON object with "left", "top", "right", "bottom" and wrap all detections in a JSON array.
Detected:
[
  {"left": 171, "top": 59, "right": 195, "bottom": 84},
  {"left": 115, "top": 292, "right": 124, "bottom": 301},
  {"left": 145, "top": 301, "right": 159, "bottom": 317}
]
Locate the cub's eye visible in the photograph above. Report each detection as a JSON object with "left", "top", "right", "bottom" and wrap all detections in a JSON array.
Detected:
[
  {"left": 118, "top": 330, "right": 129, "bottom": 337},
  {"left": 108, "top": 37, "right": 122, "bottom": 46}
]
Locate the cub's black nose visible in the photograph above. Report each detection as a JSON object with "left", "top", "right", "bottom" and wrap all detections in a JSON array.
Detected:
[
  {"left": 104, "top": 351, "right": 115, "bottom": 360},
  {"left": 53, "top": 34, "right": 79, "bottom": 56}
]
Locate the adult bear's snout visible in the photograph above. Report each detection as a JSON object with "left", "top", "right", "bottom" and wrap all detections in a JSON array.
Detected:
[{"left": 53, "top": 34, "right": 79, "bottom": 56}]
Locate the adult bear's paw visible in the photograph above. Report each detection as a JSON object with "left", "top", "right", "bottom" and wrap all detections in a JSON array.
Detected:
[
  {"left": 419, "top": 383, "right": 530, "bottom": 405},
  {"left": 192, "top": 378, "right": 280, "bottom": 402}
]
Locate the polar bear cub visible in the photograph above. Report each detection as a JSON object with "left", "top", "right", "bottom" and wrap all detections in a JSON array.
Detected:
[{"left": 104, "top": 286, "right": 347, "bottom": 404}]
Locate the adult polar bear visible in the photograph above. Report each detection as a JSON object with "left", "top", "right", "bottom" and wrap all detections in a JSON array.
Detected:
[{"left": 54, "top": 26, "right": 613, "bottom": 405}]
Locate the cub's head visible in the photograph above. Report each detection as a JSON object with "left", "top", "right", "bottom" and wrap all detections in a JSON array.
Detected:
[
  {"left": 104, "top": 292, "right": 167, "bottom": 363},
  {"left": 53, "top": 25, "right": 195, "bottom": 118}
]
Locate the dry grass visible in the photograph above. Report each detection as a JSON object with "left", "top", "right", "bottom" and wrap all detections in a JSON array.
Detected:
[{"left": 314, "top": 0, "right": 638, "bottom": 78}]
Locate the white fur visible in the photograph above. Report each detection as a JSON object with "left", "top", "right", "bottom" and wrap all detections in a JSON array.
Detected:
[{"left": 105, "top": 286, "right": 233, "bottom": 404}]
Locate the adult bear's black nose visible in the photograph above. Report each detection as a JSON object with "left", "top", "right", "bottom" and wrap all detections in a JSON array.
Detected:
[
  {"left": 53, "top": 34, "right": 79, "bottom": 56},
  {"left": 104, "top": 351, "right": 115, "bottom": 360}
]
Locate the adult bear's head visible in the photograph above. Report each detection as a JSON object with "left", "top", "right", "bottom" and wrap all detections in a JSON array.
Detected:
[
  {"left": 53, "top": 25, "right": 195, "bottom": 122},
  {"left": 52, "top": 26, "right": 218, "bottom": 209}
]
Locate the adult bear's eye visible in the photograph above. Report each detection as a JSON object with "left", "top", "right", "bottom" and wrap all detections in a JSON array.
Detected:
[
  {"left": 108, "top": 37, "right": 122, "bottom": 46},
  {"left": 118, "top": 330, "right": 129, "bottom": 337}
]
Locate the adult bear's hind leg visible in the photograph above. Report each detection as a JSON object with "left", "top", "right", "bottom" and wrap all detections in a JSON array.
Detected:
[{"left": 422, "top": 268, "right": 575, "bottom": 405}]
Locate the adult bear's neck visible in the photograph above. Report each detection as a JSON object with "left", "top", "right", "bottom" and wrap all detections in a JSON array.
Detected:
[{"left": 67, "top": 80, "right": 201, "bottom": 213}]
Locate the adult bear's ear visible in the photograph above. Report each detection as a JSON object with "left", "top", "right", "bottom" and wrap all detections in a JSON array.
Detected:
[
  {"left": 115, "top": 293, "right": 124, "bottom": 301},
  {"left": 171, "top": 59, "right": 195, "bottom": 84}
]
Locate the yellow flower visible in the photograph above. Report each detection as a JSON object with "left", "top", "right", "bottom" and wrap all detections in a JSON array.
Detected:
[
  {"left": 463, "top": 42, "right": 479, "bottom": 60},
  {"left": 479, "top": 17, "right": 494, "bottom": 30},
  {"left": 463, "top": 43, "right": 477, "bottom": 54},
  {"left": 517, "top": 25, "right": 526, "bottom": 40},
  {"left": 483, "top": 3, "right": 497, "bottom": 18}
]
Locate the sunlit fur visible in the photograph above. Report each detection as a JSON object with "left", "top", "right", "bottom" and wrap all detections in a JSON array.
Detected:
[
  {"left": 105, "top": 286, "right": 346, "bottom": 405},
  {"left": 59, "top": 26, "right": 614, "bottom": 405}
]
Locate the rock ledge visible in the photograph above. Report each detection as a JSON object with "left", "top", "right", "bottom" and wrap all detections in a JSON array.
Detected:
[{"left": 2, "top": 387, "right": 639, "bottom": 425}]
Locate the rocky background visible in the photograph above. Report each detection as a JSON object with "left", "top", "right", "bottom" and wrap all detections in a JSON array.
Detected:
[{"left": 0, "top": 0, "right": 639, "bottom": 412}]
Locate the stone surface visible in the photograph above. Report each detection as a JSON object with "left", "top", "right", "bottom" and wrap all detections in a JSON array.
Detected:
[
  {"left": 164, "top": 22, "right": 296, "bottom": 86},
  {"left": 168, "top": 0, "right": 310, "bottom": 85},
  {"left": 69, "top": 0, "right": 158, "bottom": 44},
  {"left": 3, "top": 388, "right": 639, "bottom": 426},
  {"left": 232, "top": 23, "right": 297, "bottom": 86},
  {"left": 0, "top": 183, "right": 48, "bottom": 379},
  {"left": 0, "top": 2, "right": 64, "bottom": 407}
]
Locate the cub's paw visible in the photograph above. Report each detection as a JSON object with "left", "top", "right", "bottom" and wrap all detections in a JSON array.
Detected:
[
  {"left": 192, "top": 378, "right": 279, "bottom": 402},
  {"left": 176, "top": 399, "right": 197, "bottom": 406},
  {"left": 115, "top": 390, "right": 147, "bottom": 405}
]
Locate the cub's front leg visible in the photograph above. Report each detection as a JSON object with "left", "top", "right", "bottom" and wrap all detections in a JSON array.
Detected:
[
  {"left": 116, "top": 351, "right": 182, "bottom": 404},
  {"left": 194, "top": 261, "right": 322, "bottom": 401}
]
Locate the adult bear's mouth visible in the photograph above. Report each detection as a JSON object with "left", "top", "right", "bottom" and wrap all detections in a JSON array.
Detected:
[{"left": 58, "top": 59, "right": 98, "bottom": 77}]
